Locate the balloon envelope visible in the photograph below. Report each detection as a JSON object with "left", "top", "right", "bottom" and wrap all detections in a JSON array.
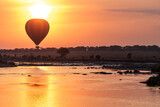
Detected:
[{"left": 25, "top": 19, "right": 50, "bottom": 45}]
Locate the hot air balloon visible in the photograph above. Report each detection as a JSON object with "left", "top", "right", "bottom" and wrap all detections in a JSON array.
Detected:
[{"left": 25, "top": 19, "right": 50, "bottom": 49}]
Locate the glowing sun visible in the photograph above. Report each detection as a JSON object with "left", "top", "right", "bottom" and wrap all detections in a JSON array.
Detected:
[{"left": 28, "top": 4, "right": 52, "bottom": 19}]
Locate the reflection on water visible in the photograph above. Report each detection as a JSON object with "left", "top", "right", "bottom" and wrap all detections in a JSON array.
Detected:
[
  {"left": 25, "top": 75, "right": 50, "bottom": 107},
  {"left": 0, "top": 66, "right": 159, "bottom": 107}
]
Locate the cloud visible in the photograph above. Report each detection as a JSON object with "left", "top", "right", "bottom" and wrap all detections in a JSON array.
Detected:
[{"left": 105, "top": 9, "right": 160, "bottom": 15}]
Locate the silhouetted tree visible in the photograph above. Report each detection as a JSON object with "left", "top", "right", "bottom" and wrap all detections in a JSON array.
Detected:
[
  {"left": 37, "top": 55, "right": 41, "bottom": 59},
  {"left": 7, "top": 55, "right": 10, "bottom": 59},
  {"left": 95, "top": 55, "right": 101, "bottom": 60},
  {"left": 22, "top": 55, "right": 27, "bottom": 60},
  {"left": 153, "top": 56, "right": 156, "bottom": 59},
  {"left": 0, "top": 54, "right": 2, "bottom": 59},
  {"left": 90, "top": 55, "right": 94, "bottom": 60},
  {"left": 42, "top": 56, "right": 47, "bottom": 59},
  {"left": 151, "top": 64, "right": 160, "bottom": 73},
  {"left": 48, "top": 55, "right": 51, "bottom": 58},
  {"left": 57, "top": 48, "right": 70, "bottom": 58},
  {"left": 127, "top": 53, "right": 132, "bottom": 59},
  {"left": 74, "top": 46, "right": 86, "bottom": 51},
  {"left": 29, "top": 54, "right": 35, "bottom": 60},
  {"left": 109, "top": 45, "right": 122, "bottom": 51},
  {"left": 14, "top": 54, "right": 17, "bottom": 59},
  {"left": 2, "top": 54, "right": 7, "bottom": 60},
  {"left": 81, "top": 56, "right": 85, "bottom": 60}
]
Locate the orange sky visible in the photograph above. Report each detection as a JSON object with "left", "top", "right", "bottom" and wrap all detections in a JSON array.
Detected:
[{"left": 0, "top": 0, "right": 160, "bottom": 49}]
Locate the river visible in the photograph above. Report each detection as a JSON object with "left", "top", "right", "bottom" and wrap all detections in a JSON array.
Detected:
[{"left": 0, "top": 66, "right": 159, "bottom": 107}]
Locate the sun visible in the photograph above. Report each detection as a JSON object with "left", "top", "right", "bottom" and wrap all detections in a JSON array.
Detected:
[{"left": 28, "top": 4, "right": 52, "bottom": 19}]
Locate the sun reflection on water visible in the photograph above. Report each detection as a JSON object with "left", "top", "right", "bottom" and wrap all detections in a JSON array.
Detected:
[
  {"left": 0, "top": 66, "right": 159, "bottom": 107},
  {"left": 23, "top": 74, "right": 58, "bottom": 107}
]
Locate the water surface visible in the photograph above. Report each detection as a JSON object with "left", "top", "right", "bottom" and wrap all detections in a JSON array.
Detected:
[{"left": 0, "top": 66, "right": 159, "bottom": 107}]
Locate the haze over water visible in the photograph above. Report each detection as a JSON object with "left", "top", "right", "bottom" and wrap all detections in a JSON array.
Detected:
[{"left": 0, "top": 66, "right": 159, "bottom": 107}]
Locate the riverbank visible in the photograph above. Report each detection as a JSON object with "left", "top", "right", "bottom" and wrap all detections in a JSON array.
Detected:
[
  {"left": 14, "top": 61, "right": 157, "bottom": 70},
  {"left": 0, "top": 61, "right": 16, "bottom": 67}
]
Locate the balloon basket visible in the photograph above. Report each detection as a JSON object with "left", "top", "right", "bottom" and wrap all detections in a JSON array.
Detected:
[{"left": 36, "top": 45, "right": 40, "bottom": 50}]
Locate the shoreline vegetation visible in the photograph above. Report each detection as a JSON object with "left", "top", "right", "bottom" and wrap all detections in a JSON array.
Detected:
[
  {"left": 1, "top": 60, "right": 160, "bottom": 87},
  {"left": 140, "top": 64, "right": 160, "bottom": 87},
  {"left": 1, "top": 45, "right": 160, "bottom": 68},
  {"left": 141, "top": 75, "right": 160, "bottom": 87},
  {"left": 0, "top": 45, "right": 160, "bottom": 62},
  {"left": 0, "top": 60, "right": 16, "bottom": 67},
  {"left": 0, "top": 45, "right": 160, "bottom": 87},
  {"left": 15, "top": 61, "right": 155, "bottom": 70}
]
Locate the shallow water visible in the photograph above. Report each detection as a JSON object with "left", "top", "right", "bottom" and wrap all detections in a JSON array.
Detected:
[{"left": 0, "top": 66, "right": 159, "bottom": 107}]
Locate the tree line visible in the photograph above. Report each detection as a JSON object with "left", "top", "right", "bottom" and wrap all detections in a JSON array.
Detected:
[
  {"left": 0, "top": 45, "right": 160, "bottom": 52},
  {"left": 0, "top": 48, "right": 70, "bottom": 61}
]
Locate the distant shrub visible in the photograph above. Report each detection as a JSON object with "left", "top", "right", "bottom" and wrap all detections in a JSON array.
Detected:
[
  {"left": 151, "top": 64, "right": 160, "bottom": 73},
  {"left": 146, "top": 75, "right": 160, "bottom": 86},
  {"left": 8, "top": 62, "right": 16, "bottom": 66},
  {"left": 57, "top": 48, "right": 70, "bottom": 58},
  {"left": 90, "top": 55, "right": 94, "bottom": 60},
  {"left": 95, "top": 55, "right": 101, "bottom": 60},
  {"left": 127, "top": 53, "right": 132, "bottom": 59}
]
